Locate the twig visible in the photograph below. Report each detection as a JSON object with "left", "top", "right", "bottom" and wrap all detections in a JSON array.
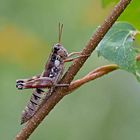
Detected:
[
  {"left": 66, "top": 64, "right": 119, "bottom": 93},
  {"left": 15, "top": 0, "right": 132, "bottom": 139}
]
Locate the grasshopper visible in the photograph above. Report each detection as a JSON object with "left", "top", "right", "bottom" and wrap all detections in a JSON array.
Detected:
[{"left": 16, "top": 24, "right": 84, "bottom": 124}]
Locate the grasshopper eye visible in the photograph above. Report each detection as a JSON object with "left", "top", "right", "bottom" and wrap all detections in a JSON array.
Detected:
[
  {"left": 53, "top": 45, "right": 60, "bottom": 54},
  {"left": 53, "top": 43, "right": 61, "bottom": 51},
  {"left": 54, "top": 46, "right": 59, "bottom": 51}
]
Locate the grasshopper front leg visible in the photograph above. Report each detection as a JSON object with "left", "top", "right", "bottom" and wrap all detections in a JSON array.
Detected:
[{"left": 64, "top": 52, "right": 89, "bottom": 63}]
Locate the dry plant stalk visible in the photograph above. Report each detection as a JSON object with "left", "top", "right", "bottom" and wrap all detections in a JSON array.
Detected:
[{"left": 15, "top": 0, "right": 132, "bottom": 139}]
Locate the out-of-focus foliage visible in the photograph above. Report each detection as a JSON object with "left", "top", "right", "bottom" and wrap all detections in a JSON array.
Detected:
[
  {"left": 101, "top": 0, "right": 118, "bottom": 7},
  {"left": 0, "top": 0, "right": 140, "bottom": 140},
  {"left": 0, "top": 0, "right": 90, "bottom": 40},
  {"left": 101, "top": 0, "right": 140, "bottom": 30},
  {"left": 0, "top": 26, "right": 48, "bottom": 67}
]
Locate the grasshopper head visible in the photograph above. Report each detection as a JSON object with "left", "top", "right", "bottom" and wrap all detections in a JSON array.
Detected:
[
  {"left": 53, "top": 43, "right": 68, "bottom": 59},
  {"left": 52, "top": 23, "right": 68, "bottom": 59}
]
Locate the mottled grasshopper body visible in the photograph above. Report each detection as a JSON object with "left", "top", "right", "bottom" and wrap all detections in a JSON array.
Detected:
[{"left": 16, "top": 24, "right": 83, "bottom": 124}]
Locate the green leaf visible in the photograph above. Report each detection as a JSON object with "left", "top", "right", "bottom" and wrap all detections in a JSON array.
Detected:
[{"left": 96, "top": 22, "right": 140, "bottom": 80}]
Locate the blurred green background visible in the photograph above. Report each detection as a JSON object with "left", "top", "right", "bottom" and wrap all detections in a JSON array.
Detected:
[{"left": 0, "top": 0, "right": 140, "bottom": 140}]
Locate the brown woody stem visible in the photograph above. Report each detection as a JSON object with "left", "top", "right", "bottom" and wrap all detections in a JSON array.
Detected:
[
  {"left": 67, "top": 64, "right": 119, "bottom": 93},
  {"left": 15, "top": 0, "right": 132, "bottom": 139}
]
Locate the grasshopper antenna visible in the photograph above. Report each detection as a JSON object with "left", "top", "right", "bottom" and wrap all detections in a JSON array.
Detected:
[{"left": 58, "top": 23, "right": 63, "bottom": 43}]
